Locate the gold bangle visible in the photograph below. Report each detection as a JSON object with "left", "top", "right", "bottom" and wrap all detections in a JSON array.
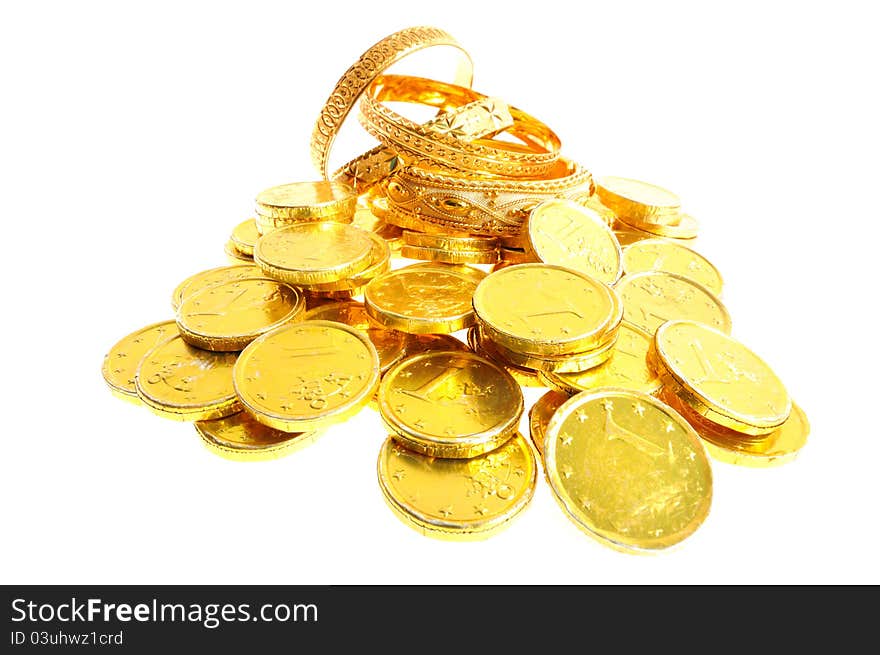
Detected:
[
  {"left": 384, "top": 158, "right": 594, "bottom": 237},
  {"left": 359, "top": 75, "right": 561, "bottom": 178},
  {"left": 310, "top": 26, "right": 473, "bottom": 178}
]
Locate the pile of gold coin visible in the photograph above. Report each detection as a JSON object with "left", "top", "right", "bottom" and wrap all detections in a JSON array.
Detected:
[{"left": 102, "top": 26, "right": 808, "bottom": 552}]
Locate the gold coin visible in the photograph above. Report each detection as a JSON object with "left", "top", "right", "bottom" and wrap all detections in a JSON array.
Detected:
[
  {"left": 364, "top": 263, "right": 485, "bottom": 334},
  {"left": 400, "top": 243, "right": 499, "bottom": 265},
  {"left": 377, "top": 433, "right": 537, "bottom": 540},
  {"left": 653, "top": 320, "right": 791, "bottom": 435},
  {"left": 572, "top": 193, "right": 617, "bottom": 227},
  {"left": 233, "top": 320, "right": 380, "bottom": 432},
  {"left": 528, "top": 390, "right": 569, "bottom": 457},
  {"left": 171, "top": 264, "right": 262, "bottom": 312},
  {"left": 305, "top": 232, "right": 391, "bottom": 293},
  {"left": 615, "top": 271, "right": 731, "bottom": 335},
  {"left": 255, "top": 180, "right": 356, "bottom": 220},
  {"left": 254, "top": 222, "right": 374, "bottom": 285},
  {"left": 135, "top": 335, "right": 240, "bottom": 421},
  {"left": 613, "top": 227, "right": 655, "bottom": 247},
  {"left": 623, "top": 238, "right": 722, "bottom": 295},
  {"left": 616, "top": 212, "right": 699, "bottom": 240},
  {"left": 402, "top": 230, "right": 498, "bottom": 252},
  {"left": 526, "top": 199, "right": 622, "bottom": 285},
  {"left": 378, "top": 351, "right": 523, "bottom": 458},
  {"left": 302, "top": 300, "right": 407, "bottom": 373},
  {"left": 224, "top": 239, "right": 254, "bottom": 263},
  {"left": 472, "top": 263, "right": 622, "bottom": 356},
  {"left": 102, "top": 320, "right": 177, "bottom": 404},
  {"left": 194, "top": 411, "right": 319, "bottom": 462},
  {"left": 596, "top": 176, "right": 681, "bottom": 225},
  {"left": 544, "top": 388, "right": 712, "bottom": 552},
  {"left": 229, "top": 218, "right": 260, "bottom": 257},
  {"left": 466, "top": 327, "right": 545, "bottom": 387},
  {"left": 540, "top": 323, "right": 661, "bottom": 395},
  {"left": 483, "top": 326, "right": 618, "bottom": 373},
  {"left": 404, "top": 333, "right": 471, "bottom": 356},
  {"left": 176, "top": 277, "right": 305, "bottom": 351}
]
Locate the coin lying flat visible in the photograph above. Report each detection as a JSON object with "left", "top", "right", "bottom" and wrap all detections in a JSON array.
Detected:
[
  {"left": 254, "top": 222, "right": 374, "bottom": 285},
  {"left": 378, "top": 351, "right": 523, "bottom": 458},
  {"left": 617, "top": 213, "right": 699, "bottom": 240},
  {"left": 233, "top": 320, "right": 380, "bottom": 432},
  {"left": 484, "top": 326, "right": 618, "bottom": 373},
  {"left": 176, "top": 277, "right": 305, "bottom": 351},
  {"left": 229, "top": 218, "right": 260, "bottom": 257},
  {"left": 616, "top": 271, "right": 731, "bottom": 335},
  {"left": 102, "top": 320, "right": 177, "bottom": 404},
  {"left": 194, "top": 411, "right": 320, "bottom": 462},
  {"left": 377, "top": 433, "right": 537, "bottom": 540},
  {"left": 171, "top": 264, "right": 262, "bottom": 312},
  {"left": 135, "top": 335, "right": 240, "bottom": 421},
  {"left": 403, "top": 333, "right": 471, "bottom": 357},
  {"left": 364, "top": 263, "right": 485, "bottom": 334},
  {"left": 305, "top": 232, "right": 391, "bottom": 292},
  {"left": 596, "top": 176, "right": 681, "bottom": 226},
  {"left": 466, "top": 327, "right": 545, "bottom": 387},
  {"left": 653, "top": 320, "right": 791, "bottom": 436},
  {"left": 225, "top": 239, "right": 254, "bottom": 263},
  {"left": 403, "top": 230, "right": 498, "bottom": 252},
  {"left": 473, "top": 263, "right": 622, "bottom": 357},
  {"left": 528, "top": 390, "right": 569, "bottom": 457},
  {"left": 544, "top": 389, "right": 712, "bottom": 552},
  {"left": 622, "top": 239, "right": 722, "bottom": 295},
  {"left": 400, "top": 243, "right": 500, "bottom": 265},
  {"left": 526, "top": 199, "right": 622, "bottom": 285},
  {"left": 255, "top": 180, "right": 357, "bottom": 221}
]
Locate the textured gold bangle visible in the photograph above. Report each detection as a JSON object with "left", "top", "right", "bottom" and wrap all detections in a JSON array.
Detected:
[
  {"left": 310, "top": 26, "right": 473, "bottom": 178},
  {"left": 384, "top": 158, "right": 594, "bottom": 237},
  {"left": 359, "top": 75, "right": 561, "bottom": 178}
]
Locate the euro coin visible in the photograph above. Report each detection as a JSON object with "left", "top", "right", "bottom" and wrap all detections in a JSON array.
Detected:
[
  {"left": 171, "top": 264, "right": 261, "bottom": 312},
  {"left": 304, "top": 231, "right": 391, "bottom": 293},
  {"left": 229, "top": 218, "right": 260, "bottom": 257},
  {"left": 102, "top": 320, "right": 177, "bottom": 404},
  {"left": 622, "top": 238, "right": 722, "bottom": 295},
  {"left": 596, "top": 176, "right": 681, "bottom": 226},
  {"left": 466, "top": 327, "right": 545, "bottom": 387},
  {"left": 224, "top": 239, "right": 254, "bottom": 263},
  {"left": 255, "top": 180, "right": 356, "bottom": 221},
  {"left": 194, "top": 411, "right": 319, "bottom": 462},
  {"left": 528, "top": 390, "right": 569, "bottom": 457}
]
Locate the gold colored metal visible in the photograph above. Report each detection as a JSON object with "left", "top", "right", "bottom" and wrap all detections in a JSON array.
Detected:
[
  {"left": 403, "top": 230, "right": 498, "bottom": 252},
  {"left": 596, "top": 176, "right": 681, "bottom": 226},
  {"left": 364, "top": 263, "right": 485, "bottom": 334},
  {"left": 617, "top": 212, "right": 699, "bottom": 240},
  {"left": 234, "top": 320, "right": 380, "bottom": 432},
  {"left": 404, "top": 333, "right": 471, "bottom": 356},
  {"left": 653, "top": 320, "right": 791, "bottom": 436},
  {"left": 305, "top": 232, "right": 391, "bottom": 293},
  {"left": 400, "top": 243, "right": 499, "bottom": 265},
  {"left": 528, "top": 390, "right": 569, "bottom": 457},
  {"left": 483, "top": 326, "right": 618, "bottom": 373},
  {"left": 194, "top": 412, "right": 319, "bottom": 462},
  {"left": 254, "top": 222, "right": 373, "bottom": 285},
  {"left": 377, "top": 432, "right": 537, "bottom": 540},
  {"left": 466, "top": 327, "right": 545, "bottom": 387},
  {"left": 526, "top": 199, "right": 622, "bottom": 285},
  {"left": 544, "top": 388, "right": 712, "bottom": 552},
  {"left": 102, "top": 320, "right": 177, "bottom": 404},
  {"left": 171, "top": 265, "right": 262, "bottom": 312},
  {"left": 303, "top": 300, "right": 407, "bottom": 373},
  {"left": 255, "top": 181, "right": 356, "bottom": 222},
  {"left": 622, "top": 239, "right": 722, "bottom": 295},
  {"left": 472, "top": 263, "right": 622, "bottom": 356},
  {"left": 224, "top": 239, "right": 254, "bottom": 263},
  {"left": 135, "top": 335, "right": 240, "bottom": 421},
  {"left": 378, "top": 351, "right": 523, "bottom": 458},
  {"left": 615, "top": 271, "right": 731, "bottom": 335},
  {"left": 229, "top": 218, "right": 260, "bottom": 257},
  {"left": 540, "top": 323, "right": 661, "bottom": 395},
  {"left": 176, "top": 277, "right": 305, "bottom": 351}
]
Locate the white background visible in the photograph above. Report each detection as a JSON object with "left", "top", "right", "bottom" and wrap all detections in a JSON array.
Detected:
[{"left": 1, "top": 1, "right": 877, "bottom": 584}]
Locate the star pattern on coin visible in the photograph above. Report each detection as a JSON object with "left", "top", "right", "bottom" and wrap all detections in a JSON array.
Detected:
[
  {"left": 576, "top": 410, "right": 589, "bottom": 423},
  {"left": 438, "top": 506, "right": 453, "bottom": 518},
  {"left": 560, "top": 433, "right": 573, "bottom": 446},
  {"left": 392, "top": 469, "right": 405, "bottom": 481},
  {"left": 633, "top": 403, "right": 646, "bottom": 417},
  {"left": 474, "top": 505, "right": 489, "bottom": 516}
]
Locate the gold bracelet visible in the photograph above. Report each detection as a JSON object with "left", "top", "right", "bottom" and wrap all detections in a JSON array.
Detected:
[
  {"left": 310, "top": 26, "right": 473, "bottom": 178},
  {"left": 384, "top": 158, "right": 593, "bottom": 237},
  {"left": 359, "top": 75, "right": 561, "bottom": 179}
]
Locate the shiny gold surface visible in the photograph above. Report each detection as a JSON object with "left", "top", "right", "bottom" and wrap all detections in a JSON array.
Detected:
[
  {"left": 305, "top": 232, "right": 391, "bottom": 293},
  {"left": 526, "top": 199, "right": 622, "bottom": 285},
  {"left": 654, "top": 320, "right": 791, "bottom": 435},
  {"left": 254, "top": 222, "right": 373, "bottom": 285},
  {"left": 622, "top": 239, "right": 722, "bottom": 295},
  {"left": 617, "top": 212, "right": 699, "bottom": 240},
  {"left": 176, "top": 277, "right": 304, "bottom": 351},
  {"left": 404, "top": 333, "right": 471, "bottom": 356},
  {"left": 135, "top": 335, "right": 240, "bottom": 421},
  {"left": 596, "top": 176, "right": 681, "bottom": 225},
  {"left": 472, "top": 263, "right": 622, "bottom": 356},
  {"left": 171, "top": 265, "right": 262, "bottom": 312},
  {"left": 234, "top": 320, "right": 380, "bottom": 432},
  {"left": 255, "top": 181, "right": 356, "bottom": 221},
  {"left": 484, "top": 327, "right": 618, "bottom": 373},
  {"left": 541, "top": 323, "right": 661, "bottom": 395},
  {"left": 616, "top": 271, "right": 731, "bottom": 335},
  {"left": 364, "top": 263, "right": 484, "bottom": 334},
  {"left": 224, "top": 240, "right": 254, "bottom": 263},
  {"left": 229, "top": 218, "right": 260, "bottom": 257},
  {"left": 466, "top": 327, "right": 545, "bottom": 387},
  {"left": 545, "top": 389, "right": 712, "bottom": 552},
  {"left": 195, "top": 411, "right": 319, "bottom": 462},
  {"left": 378, "top": 351, "right": 523, "bottom": 458},
  {"left": 403, "top": 230, "right": 498, "bottom": 252},
  {"left": 102, "top": 320, "right": 177, "bottom": 404},
  {"left": 528, "top": 390, "right": 569, "bottom": 457},
  {"left": 377, "top": 433, "right": 536, "bottom": 540},
  {"left": 400, "top": 243, "right": 499, "bottom": 265}
]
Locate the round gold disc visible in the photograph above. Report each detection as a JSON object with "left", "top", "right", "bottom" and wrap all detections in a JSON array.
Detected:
[
  {"left": 402, "top": 230, "right": 498, "bottom": 252},
  {"left": 364, "top": 263, "right": 485, "bottom": 334},
  {"left": 224, "top": 239, "right": 254, "bottom": 263},
  {"left": 616, "top": 213, "right": 699, "bottom": 240},
  {"left": 233, "top": 320, "right": 380, "bottom": 432},
  {"left": 622, "top": 239, "right": 722, "bottom": 295},
  {"left": 466, "top": 327, "right": 545, "bottom": 387},
  {"left": 596, "top": 176, "right": 681, "bottom": 225},
  {"left": 176, "top": 277, "right": 305, "bottom": 351},
  {"left": 254, "top": 222, "right": 374, "bottom": 285},
  {"left": 102, "top": 320, "right": 177, "bottom": 404},
  {"left": 135, "top": 335, "right": 240, "bottom": 421},
  {"left": 526, "top": 199, "right": 623, "bottom": 285},
  {"left": 653, "top": 320, "right": 791, "bottom": 435},
  {"left": 304, "top": 232, "right": 391, "bottom": 292},
  {"left": 484, "top": 326, "right": 618, "bottom": 373},
  {"left": 378, "top": 351, "right": 523, "bottom": 458},
  {"left": 255, "top": 180, "right": 356, "bottom": 220},
  {"left": 528, "top": 390, "right": 569, "bottom": 457},
  {"left": 229, "top": 218, "right": 260, "bottom": 257},
  {"left": 377, "top": 433, "right": 537, "bottom": 540},
  {"left": 171, "top": 264, "right": 261, "bottom": 312},
  {"left": 400, "top": 244, "right": 499, "bottom": 265},
  {"left": 194, "top": 411, "right": 320, "bottom": 462},
  {"left": 544, "top": 388, "right": 712, "bottom": 552},
  {"left": 615, "top": 271, "right": 731, "bottom": 335}
]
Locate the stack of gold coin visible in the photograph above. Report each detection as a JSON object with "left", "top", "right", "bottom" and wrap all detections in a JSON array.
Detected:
[{"left": 102, "top": 25, "right": 809, "bottom": 552}]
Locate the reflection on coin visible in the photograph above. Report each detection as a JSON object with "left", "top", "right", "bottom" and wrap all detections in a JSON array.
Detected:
[
  {"left": 229, "top": 218, "right": 260, "bottom": 257},
  {"left": 102, "top": 320, "right": 177, "bottom": 404},
  {"left": 528, "top": 390, "right": 569, "bottom": 457},
  {"left": 623, "top": 239, "right": 721, "bottom": 294},
  {"left": 255, "top": 180, "right": 356, "bottom": 220},
  {"left": 195, "top": 411, "right": 319, "bottom": 461},
  {"left": 171, "top": 265, "right": 262, "bottom": 312},
  {"left": 596, "top": 176, "right": 681, "bottom": 226}
]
